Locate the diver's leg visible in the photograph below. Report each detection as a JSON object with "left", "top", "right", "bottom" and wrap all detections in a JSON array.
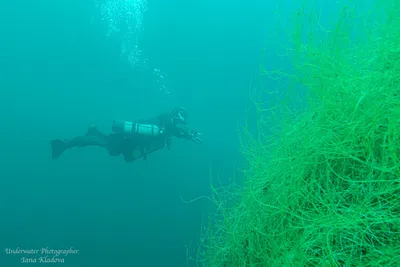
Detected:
[
  {"left": 50, "top": 135, "right": 109, "bottom": 159},
  {"left": 85, "top": 125, "right": 107, "bottom": 137},
  {"left": 69, "top": 135, "right": 108, "bottom": 148}
]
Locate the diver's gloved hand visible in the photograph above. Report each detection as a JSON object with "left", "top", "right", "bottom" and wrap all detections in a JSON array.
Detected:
[{"left": 188, "top": 129, "right": 203, "bottom": 144}]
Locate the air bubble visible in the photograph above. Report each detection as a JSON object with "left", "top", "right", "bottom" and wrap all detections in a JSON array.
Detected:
[
  {"left": 98, "top": 0, "right": 171, "bottom": 96},
  {"left": 100, "top": 0, "right": 147, "bottom": 68}
]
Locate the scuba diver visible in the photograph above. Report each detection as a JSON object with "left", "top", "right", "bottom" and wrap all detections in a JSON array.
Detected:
[{"left": 50, "top": 107, "right": 203, "bottom": 162}]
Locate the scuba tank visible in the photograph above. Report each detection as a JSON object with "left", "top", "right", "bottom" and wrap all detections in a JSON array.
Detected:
[{"left": 112, "top": 120, "right": 164, "bottom": 137}]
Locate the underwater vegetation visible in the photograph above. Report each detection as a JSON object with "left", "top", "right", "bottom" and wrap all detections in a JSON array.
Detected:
[{"left": 196, "top": 0, "right": 400, "bottom": 266}]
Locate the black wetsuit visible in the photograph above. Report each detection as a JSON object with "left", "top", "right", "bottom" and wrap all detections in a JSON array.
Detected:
[{"left": 51, "top": 112, "right": 197, "bottom": 162}]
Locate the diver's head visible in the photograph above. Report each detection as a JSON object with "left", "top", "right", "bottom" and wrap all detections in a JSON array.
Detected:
[{"left": 171, "top": 106, "right": 188, "bottom": 125}]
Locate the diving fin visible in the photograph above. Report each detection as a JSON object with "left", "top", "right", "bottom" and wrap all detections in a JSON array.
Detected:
[{"left": 50, "top": 139, "right": 68, "bottom": 159}]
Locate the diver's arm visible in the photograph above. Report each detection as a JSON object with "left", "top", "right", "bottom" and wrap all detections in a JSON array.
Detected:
[{"left": 173, "top": 124, "right": 203, "bottom": 144}]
